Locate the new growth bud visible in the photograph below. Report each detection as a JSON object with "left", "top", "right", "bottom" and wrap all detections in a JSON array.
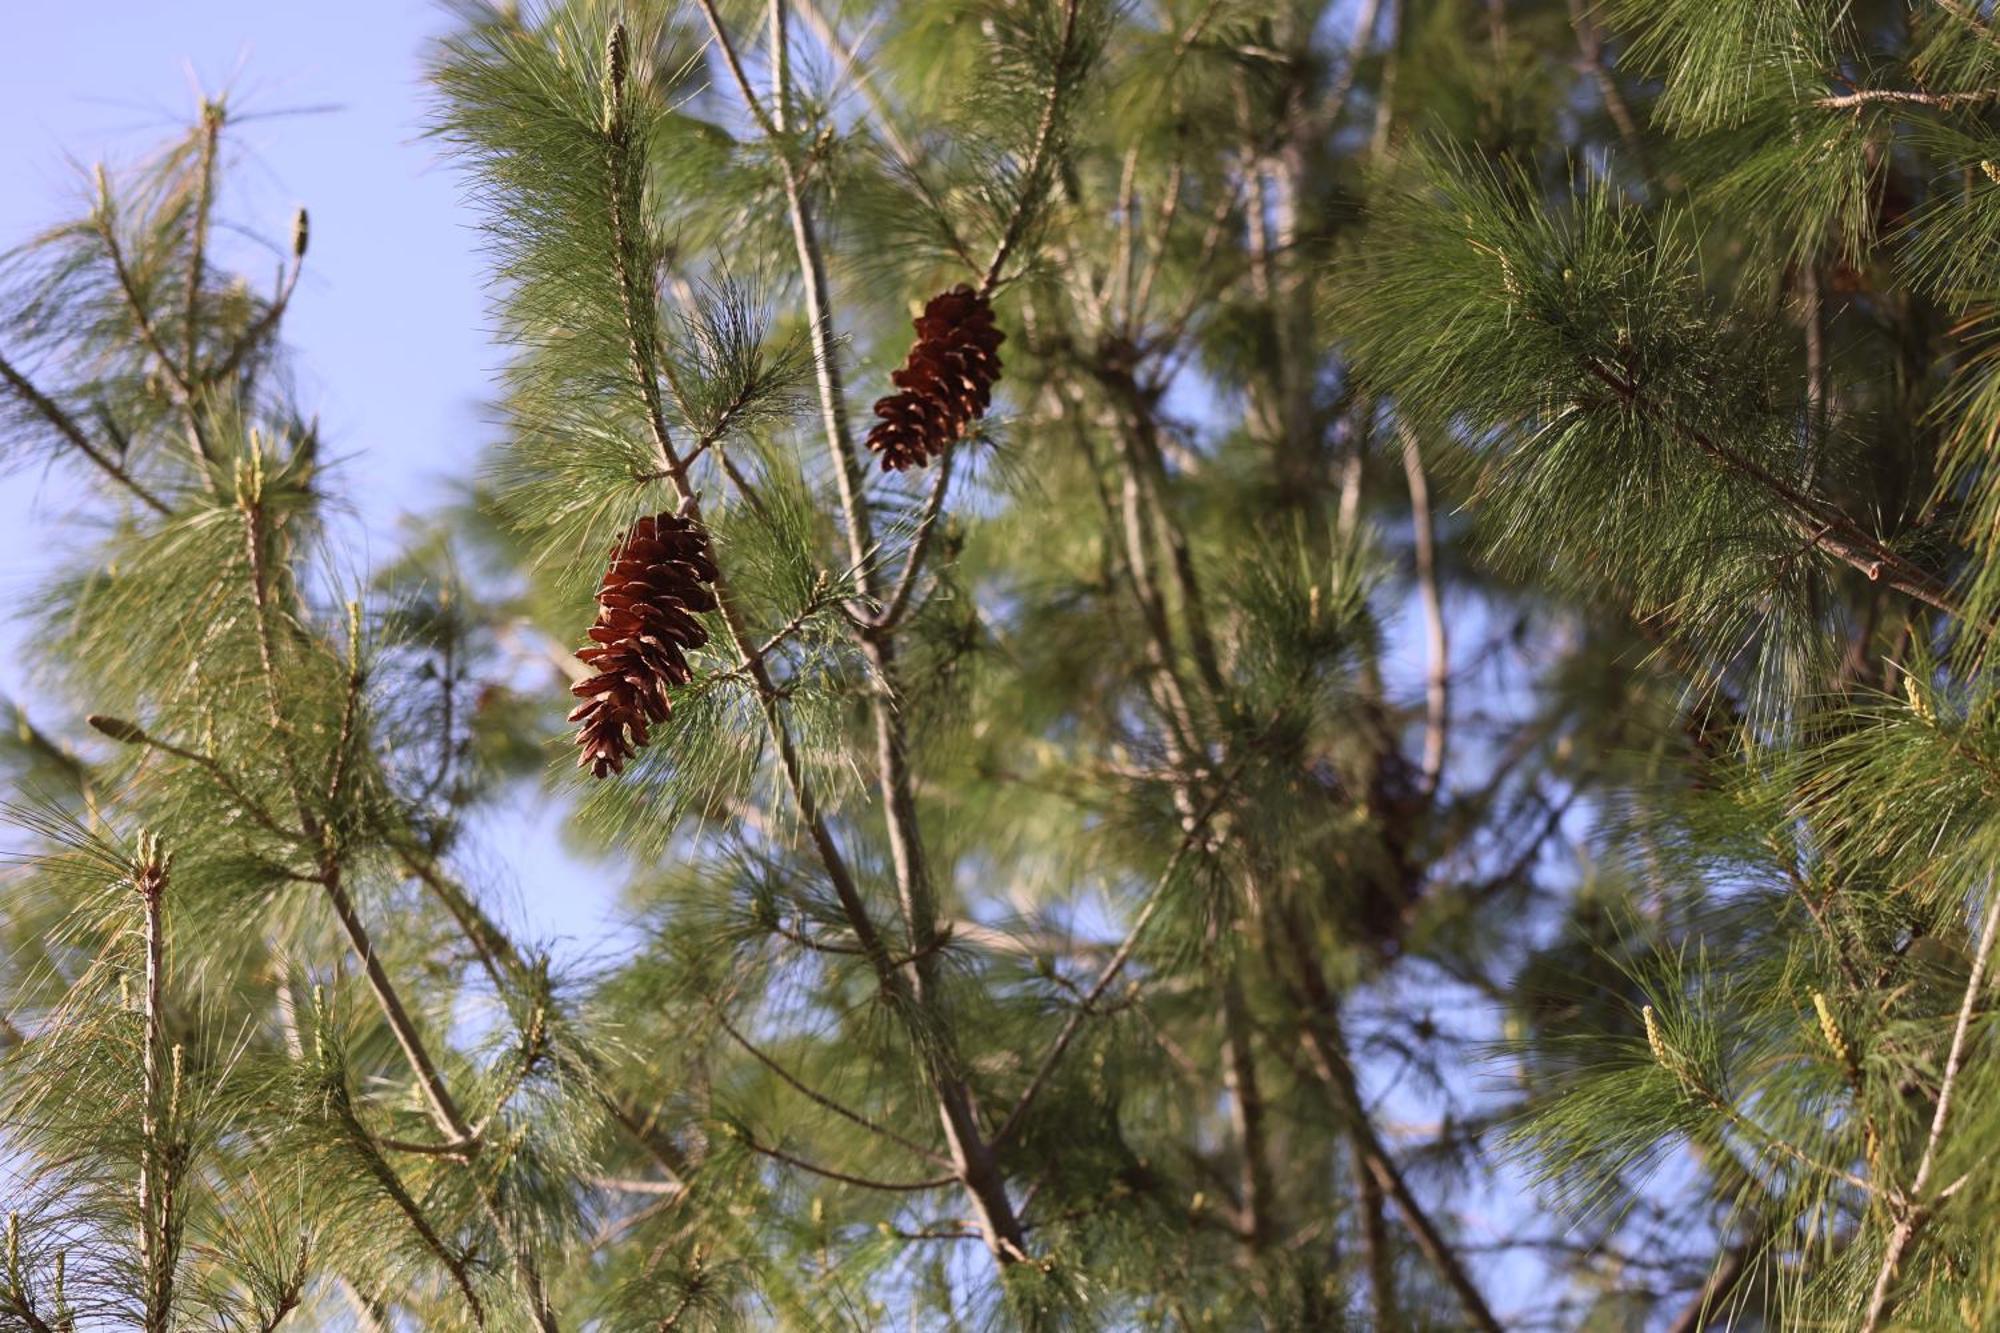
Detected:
[
  {"left": 1642, "top": 1004, "right": 1671, "bottom": 1068},
  {"left": 603, "top": 23, "right": 629, "bottom": 133},
  {"left": 291, "top": 206, "right": 310, "bottom": 261},
  {"left": 87, "top": 713, "right": 149, "bottom": 745},
  {"left": 1904, "top": 670, "right": 1936, "bottom": 724},
  {"left": 134, "top": 830, "right": 172, "bottom": 902},
  {"left": 1811, "top": 991, "right": 1853, "bottom": 1071}
]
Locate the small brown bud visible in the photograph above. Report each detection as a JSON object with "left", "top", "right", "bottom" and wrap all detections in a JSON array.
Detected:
[
  {"left": 87, "top": 713, "right": 149, "bottom": 745},
  {"left": 291, "top": 206, "right": 309, "bottom": 261}
]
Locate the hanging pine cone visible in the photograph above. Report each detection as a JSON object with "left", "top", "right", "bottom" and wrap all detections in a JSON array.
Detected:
[
  {"left": 864, "top": 284, "right": 1005, "bottom": 472},
  {"left": 568, "top": 512, "right": 720, "bottom": 779}
]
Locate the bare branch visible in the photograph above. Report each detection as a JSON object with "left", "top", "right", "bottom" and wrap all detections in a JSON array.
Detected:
[
  {"left": 1860, "top": 885, "right": 2000, "bottom": 1330},
  {"left": 870, "top": 445, "right": 956, "bottom": 632},
  {"left": 716, "top": 1011, "right": 951, "bottom": 1166},
  {"left": 1583, "top": 358, "right": 1960, "bottom": 615},
  {"left": 995, "top": 765, "right": 1241, "bottom": 1147},
  {"left": 1815, "top": 87, "right": 2000, "bottom": 110},
  {"left": 734, "top": 1131, "right": 956, "bottom": 1193},
  {"left": 1399, "top": 421, "right": 1449, "bottom": 800}
]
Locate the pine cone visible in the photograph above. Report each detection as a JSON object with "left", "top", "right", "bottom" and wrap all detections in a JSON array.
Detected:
[
  {"left": 864, "top": 284, "right": 1005, "bottom": 472},
  {"left": 568, "top": 512, "right": 720, "bottom": 778}
]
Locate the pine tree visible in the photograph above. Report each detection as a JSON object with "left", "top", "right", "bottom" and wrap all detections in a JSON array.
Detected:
[{"left": 12, "top": 0, "right": 2000, "bottom": 1329}]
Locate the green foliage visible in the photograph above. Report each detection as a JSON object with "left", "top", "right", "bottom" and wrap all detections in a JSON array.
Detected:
[{"left": 16, "top": 0, "right": 2000, "bottom": 1329}]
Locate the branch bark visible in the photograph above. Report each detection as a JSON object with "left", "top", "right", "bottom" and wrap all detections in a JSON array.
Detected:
[
  {"left": 1859, "top": 885, "right": 2000, "bottom": 1330},
  {"left": 1399, "top": 421, "right": 1449, "bottom": 801},
  {"left": 0, "top": 351, "right": 171, "bottom": 515},
  {"left": 1584, "top": 359, "right": 1960, "bottom": 615}
]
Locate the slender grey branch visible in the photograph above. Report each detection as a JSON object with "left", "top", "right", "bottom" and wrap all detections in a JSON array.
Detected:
[
  {"left": 717, "top": 1011, "right": 951, "bottom": 1166},
  {"left": 1859, "top": 885, "right": 2000, "bottom": 1330},
  {"left": 1815, "top": 87, "right": 2000, "bottom": 109},
  {"left": 331, "top": 1093, "right": 487, "bottom": 1327},
  {"left": 692, "top": 0, "right": 781, "bottom": 141},
  {"left": 93, "top": 204, "right": 218, "bottom": 485},
  {"left": 870, "top": 445, "right": 956, "bottom": 632},
  {"left": 734, "top": 1132, "right": 956, "bottom": 1193},
  {"left": 995, "top": 766, "right": 1240, "bottom": 1147},
  {"left": 320, "top": 869, "right": 474, "bottom": 1144},
  {"left": 1288, "top": 945, "right": 1503, "bottom": 1333},
  {"left": 980, "top": 0, "right": 1083, "bottom": 295},
  {"left": 688, "top": 1, "right": 1035, "bottom": 1263},
  {"left": 1399, "top": 421, "right": 1448, "bottom": 800}
]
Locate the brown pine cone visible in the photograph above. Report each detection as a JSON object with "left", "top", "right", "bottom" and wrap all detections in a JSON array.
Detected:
[
  {"left": 568, "top": 512, "right": 720, "bottom": 778},
  {"left": 864, "top": 284, "right": 1005, "bottom": 472}
]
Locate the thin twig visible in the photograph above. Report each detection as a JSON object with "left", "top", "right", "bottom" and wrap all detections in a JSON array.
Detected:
[
  {"left": 0, "top": 351, "right": 171, "bottom": 515},
  {"left": 97, "top": 212, "right": 215, "bottom": 480},
  {"left": 331, "top": 1094, "right": 487, "bottom": 1327},
  {"left": 206, "top": 254, "right": 303, "bottom": 389},
  {"left": 1399, "top": 421, "right": 1448, "bottom": 801},
  {"left": 734, "top": 1132, "right": 956, "bottom": 1193},
  {"left": 870, "top": 445, "right": 956, "bottom": 632},
  {"left": 980, "top": 0, "right": 1083, "bottom": 295},
  {"left": 90, "top": 718, "right": 303, "bottom": 842},
  {"left": 319, "top": 870, "right": 474, "bottom": 1144},
  {"left": 1583, "top": 359, "right": 1960, "bottom": 615},
  {"left": 995, "top": 765, "right": 1241, "bottom": 1147},
  {"left": 692, "top": 0, "right": 780, "bottom": 140},
  {"left": 1288, "top": 943, "right": 1504, "bottom": 1333},
  {"left": 1859, "top": 886, "right": 2000, "bottom": 1330},
  {"left": 693, "top": 0, "right": 1038, "bottom": 1262},
  {"left": 716, "top": 1012, "right": 951, "bottom": 1165},
  {"left": 1815, "top": 87, "right": 2000, "bottom": 109},
  {"left": 182, "top": 101, "right": 221, "bottom": 392}
]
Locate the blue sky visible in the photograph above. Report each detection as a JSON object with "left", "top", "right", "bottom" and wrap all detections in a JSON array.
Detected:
[{"left": 0, "top": 2, "right": 620, "bottom": 952}]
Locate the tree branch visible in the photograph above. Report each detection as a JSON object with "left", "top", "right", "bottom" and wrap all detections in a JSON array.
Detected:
[
  {"left": 715, "top": 1011, "right": 951, "bottom": 1166},
  {"left": 1583, "top": 358, "right": 1960, "bottom": 615},
  {"left": 1399, "top": 420, "right": 1448, "bottom": 801},
  {"left": 1815, "top": 87, "right": 2000, "bottom": 110},
  {"left": 0, "top": 351, "right": 171, "bottom": 515},
  {"left": 687, "top": 1, "right": 1035, "bottom": 1262},
  {"left": 733, "top": 1131, "right": 956, "bottom": 1193},
  {"left": 995, "top": 764, "right": 1241, "bottom": 1146},
  {"left": 1859, "top": 884, "right": 2000, "bottom": 1330}
]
